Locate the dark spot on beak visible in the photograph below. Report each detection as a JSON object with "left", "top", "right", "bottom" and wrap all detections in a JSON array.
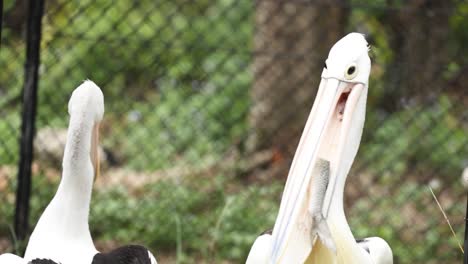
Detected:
[{"left": 260, "top": 228, "right": 273, "bottom": 236}]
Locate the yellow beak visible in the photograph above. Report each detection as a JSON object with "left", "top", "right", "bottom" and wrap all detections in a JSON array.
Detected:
[{"left": 271, "top": 77, "right": 366, "bottom": 263}]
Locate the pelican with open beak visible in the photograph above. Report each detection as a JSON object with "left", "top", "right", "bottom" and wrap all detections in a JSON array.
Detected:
[{"left": 246, "top": 33, "right": 392, "bottom": 264}]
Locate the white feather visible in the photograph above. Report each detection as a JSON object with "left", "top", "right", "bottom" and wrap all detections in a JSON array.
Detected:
[
  {"left": 246, "top": 234, "right": 272, "bottom": 264},
  {"left": 0, "top": 253, "right": 26, "bottom": 264}
]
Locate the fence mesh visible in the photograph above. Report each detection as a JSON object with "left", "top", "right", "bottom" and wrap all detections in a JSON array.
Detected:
[{"left": 1, "top": 0, "right": 468, "bottom": 263}]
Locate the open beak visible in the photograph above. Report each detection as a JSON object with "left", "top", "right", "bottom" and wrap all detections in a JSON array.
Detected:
[
  {"left": 308, "top": 78, "right": 365, "bottom": 216},
  {"left": 90, "top": 122, "right": 100, "bottom": 182},
  {"left": 271, "top": 76, "right": 366, "bottom": 262}
]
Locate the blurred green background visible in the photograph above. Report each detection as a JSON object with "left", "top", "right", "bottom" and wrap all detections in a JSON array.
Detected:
[{"left": 1, "top": 0, "right": 468, "bottom": 263}]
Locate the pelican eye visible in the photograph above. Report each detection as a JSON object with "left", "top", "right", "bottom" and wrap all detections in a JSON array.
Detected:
[{"left": 344, "top": 63, "right": 358, "bottom": 80}]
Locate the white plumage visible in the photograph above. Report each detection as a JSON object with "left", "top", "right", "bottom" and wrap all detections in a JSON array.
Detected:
[
  {"left": 245, "top": 233, "right": 272, "bottom": 264},
  {"left": 0, "top": 253, "right": 27, "bottom": 264}
]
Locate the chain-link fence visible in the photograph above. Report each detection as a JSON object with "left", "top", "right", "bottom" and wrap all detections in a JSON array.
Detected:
[{"left": 1, "top": 0, "right": 468, "bottom": 263}]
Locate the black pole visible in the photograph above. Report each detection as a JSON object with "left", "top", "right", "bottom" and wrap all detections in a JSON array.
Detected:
[
  {"left": 0, "top": 0, "right": 3, "bottom": 49},
  {"left": 15, "top": 0, "right": 44, "bottom": 241},
  {"left": 464, "top": 194, "right": 468, "bottom": 264}
]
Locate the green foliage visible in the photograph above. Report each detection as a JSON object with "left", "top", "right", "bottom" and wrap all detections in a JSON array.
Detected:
[
  {"left": 361, "top": 95, "right": 468, "bottom": 179},
  {"left": 0, "top": 172, "right": 281, "bottom": 262},
  {"left": 0, "top": 0, "right": 253, "bottom": 170},
  {"left": 90, "top": 177, "right": 280, "bottom": 262},
  {"left": 350, "top": 181, "right": 465, "bottom": 264},
  {"left": 0, "top": 112, "right": 20, "bottom": 164},
  {"left": 43, "top": 0, "right": 252, "bottom": 171},
  {"left": 106, "top": 67, "right": 250, "bottom": 171}
]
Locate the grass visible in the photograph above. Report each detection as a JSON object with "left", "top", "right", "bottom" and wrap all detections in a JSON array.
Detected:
[{"left": 1, "top": 163, "right": 467, "bottom": 263}]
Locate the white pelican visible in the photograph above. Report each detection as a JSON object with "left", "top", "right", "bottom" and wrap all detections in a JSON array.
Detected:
[
  {"left": 21, "top": 80, "right": 157, "bottom": 264},
  {"left": 246, "top": 33, "right": 393, "bottom": 264}
]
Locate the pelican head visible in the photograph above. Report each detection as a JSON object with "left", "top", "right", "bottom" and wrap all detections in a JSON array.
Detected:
[
  {"left": 268, "top": 33, "right": 378, "bottom": 263},
  {"left": 67, "top": 80, "right": 104, "bottom": 181},
  {"left": 317, "top": 32, "right": 370, "bottom": 214}
]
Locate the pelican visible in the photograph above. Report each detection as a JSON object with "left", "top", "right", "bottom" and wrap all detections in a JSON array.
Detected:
[
  {"left": 20, "top": 80, "right": 157, "bottom": 264},
  {"left": 246, "top": 33, "right": 392, "bottom": 264}
]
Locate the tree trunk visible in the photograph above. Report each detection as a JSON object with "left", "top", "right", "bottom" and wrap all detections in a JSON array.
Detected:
[
  {"left": 248, "top": 1, "right": 348, "bottom": 164},
  {"left": 381, "top": 0, "right": 454, "bottom": 112}
]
